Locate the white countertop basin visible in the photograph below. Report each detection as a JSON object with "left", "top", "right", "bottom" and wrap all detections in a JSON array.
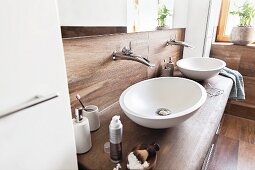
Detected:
[
  {"left": 119, "top": 77, "right": 207, "bottom": 129},
  {"left": 176, "top": 57, "right": 226, "bottom": 81}
]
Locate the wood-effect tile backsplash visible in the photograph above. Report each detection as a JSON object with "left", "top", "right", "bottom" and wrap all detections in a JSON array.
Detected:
[
  {"left": 61, "top": 26, "right": 127, "bottom": 38},
  {"left": 211, "top": 43, "right": 255, "bottom": 120},
  {"left": 63, "top": 29, "right": 185, "bottom": 115}
]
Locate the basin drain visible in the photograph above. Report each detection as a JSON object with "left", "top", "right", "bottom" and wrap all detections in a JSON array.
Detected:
[{"left": 156, "top": 108, "right": 172, "bottom": 116}]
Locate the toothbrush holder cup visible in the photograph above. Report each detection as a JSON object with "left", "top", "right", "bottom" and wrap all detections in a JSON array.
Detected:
[{"left": 82, "top": 105, "right": 100, "bottom": 131}]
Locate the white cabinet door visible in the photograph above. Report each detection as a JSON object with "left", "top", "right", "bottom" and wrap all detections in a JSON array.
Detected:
[
  {"left": 0, "top": 96, "right": 77, "bottom": 170},
  {"left": 0, "top": 0, "right": 77, "bottom": 169}
]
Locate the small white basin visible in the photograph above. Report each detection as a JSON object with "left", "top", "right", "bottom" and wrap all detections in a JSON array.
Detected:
[
  {"left": 176, "top": 58, "right": 226, "bottom": 81},
  {"left": 119, "top": 77, "right": 207, "bottom": 129}
]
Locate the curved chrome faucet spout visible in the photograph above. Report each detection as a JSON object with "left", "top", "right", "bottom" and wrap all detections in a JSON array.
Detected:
[
  {"left": 166, "top": 39, "right": 193, "bottom": 48},
  {"left": 112, "top": 47, "right": 155, "bottom": 68}
]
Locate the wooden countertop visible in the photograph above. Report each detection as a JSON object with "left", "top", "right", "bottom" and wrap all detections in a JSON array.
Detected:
[{"left": 78, "top": 75, "right": 233, "bottom": 170}]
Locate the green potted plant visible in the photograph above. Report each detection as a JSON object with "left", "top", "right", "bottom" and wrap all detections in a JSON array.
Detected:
[
  {"left": 230, "top": 0, "right": 255, "bottom": 45},
  {"left": 157, "top": 5, "right": 172, "bottom": 29}
]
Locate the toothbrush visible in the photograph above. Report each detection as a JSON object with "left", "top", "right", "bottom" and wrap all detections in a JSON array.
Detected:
[
  {"left": 76, "top": 94, "right": 94, "bottom": 112},
  {"left": 76, "top": 94, "right": 86, "bottom": 109}
]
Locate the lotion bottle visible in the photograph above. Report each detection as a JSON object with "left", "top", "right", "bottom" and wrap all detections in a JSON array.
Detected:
[{"left": 109, "top": 115, "right": 123, "bottom": 163}]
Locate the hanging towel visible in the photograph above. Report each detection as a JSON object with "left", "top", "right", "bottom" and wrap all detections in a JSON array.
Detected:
[{"left": 219, "top": 67, "right": 245, "bottom": 100}]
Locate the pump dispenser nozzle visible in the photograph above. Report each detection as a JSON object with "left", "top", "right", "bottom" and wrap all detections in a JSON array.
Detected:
[
  {"left": 75, "top": 107, "right": 83, "bottom": 123},
  {"left": 110, "top": 115, "right": 121, "bottom": 128}
]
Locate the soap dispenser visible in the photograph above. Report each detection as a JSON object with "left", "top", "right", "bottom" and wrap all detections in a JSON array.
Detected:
[
  {"left": 73, "top": 107, "right": 92, "bottom": 154},
  {"left": 161, "top": 57, "right": 174, "bottom": 77}
]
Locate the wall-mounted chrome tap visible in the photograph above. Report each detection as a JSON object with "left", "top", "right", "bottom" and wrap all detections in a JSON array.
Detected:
[
  {"left": 166, "top": 38, "right": 193, "bottom": 48},
  {"left": 112, "top": 47, "right": 155, "bottom": 68}
]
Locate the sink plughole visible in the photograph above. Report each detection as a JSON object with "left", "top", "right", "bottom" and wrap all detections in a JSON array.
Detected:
[
  {"left": 119, "top": 77, "right": 207, "bottom": 129},
  {"left": 176, "top": 57, "right": 226, "bottom": 81}
]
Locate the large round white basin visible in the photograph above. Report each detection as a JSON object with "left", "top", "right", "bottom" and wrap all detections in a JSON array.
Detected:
[
  {"left": 119, "top": 77, "right": 207, "bottom": 129},
  {"left": 176, "top": 57, "right": 226, "bottom": 81}
]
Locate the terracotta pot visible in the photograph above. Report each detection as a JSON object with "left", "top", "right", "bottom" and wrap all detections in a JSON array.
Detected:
[{"left": 230, "top": 26, "right": 255, "bottom": 45}]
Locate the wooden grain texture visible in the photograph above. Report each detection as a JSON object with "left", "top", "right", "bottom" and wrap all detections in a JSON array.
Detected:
[
  {"left": 77, "top": 75, "right": 233, "bottom": 170},
  {"left": 211, "top": 43, "right": 255, "bottom": 119},
  {"left": 207, "top": 114, "right": 255, "bottom": 170},
  {"left": 226, "top": 77, "right": 255, "bottom": 120},
  {"left": 227, "top": 103, "right": 255, "bottom": 120},
  {"left": 61, "top": 26, "right": 127, "bottom": 38},
  {"left": 237, "top": 141, "right": 255, "bottom": 170},
  {"left": 239, "top": 51, "right": 255, "bottom": 77},
  {"left": 63, "top": 33, "right": 148, "bottom": 114},
  {"left": 224, "top": 100, "right": 232, "bottom": 114},
  {"left": 207, "top": 135, "right": 239, "bottom": 170},
  {"left": 210, "top": 43, "right": 255, "bottom": 74},
  {"left": 147, "top": 29, "right": 185, "bottom": 78},
  {"left": 211, "top": 45, "right": 241, "bottom": 70},
  {"left": 241, "top": 77, "right": 255, "bottom": 106},
  {"left": 221, "top": 114, "right": 255, "bottom": 144},
  {"left": 220, "top": 114, "right": 240, "bottom": 140},
  {"left": 63, "top": 29, "right": 185, "bottom": 115}
]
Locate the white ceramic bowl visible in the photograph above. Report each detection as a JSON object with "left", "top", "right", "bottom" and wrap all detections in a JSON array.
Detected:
[
  {"left": 176, "top": 57, "right": 226, "bottom": 81},
  {"left": 119, "top": 77, "right": 207, "bottom": 129}
]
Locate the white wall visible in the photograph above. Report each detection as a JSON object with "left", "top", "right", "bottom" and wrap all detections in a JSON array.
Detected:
[
  {"left": 173, "top": 0, "right": 189, "bottom": 28},
  {"left": 57, "top": 0, "right": 127, "bottom": 26},
  {"left": 0, "top": 0, "right": 77, "bottom": 169}
]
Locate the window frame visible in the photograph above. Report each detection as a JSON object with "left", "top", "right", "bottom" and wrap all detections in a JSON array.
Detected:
[{"left": 216, "top": 0, "right": 231, "bottom": 42}]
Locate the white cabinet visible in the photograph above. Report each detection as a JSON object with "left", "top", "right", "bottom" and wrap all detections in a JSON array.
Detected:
[
  {"left": 57, "top": 0, "right": 127, "bottom": 26},
  {"left": 0, "top": 0, "right": 77, "bottom": 169}
]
